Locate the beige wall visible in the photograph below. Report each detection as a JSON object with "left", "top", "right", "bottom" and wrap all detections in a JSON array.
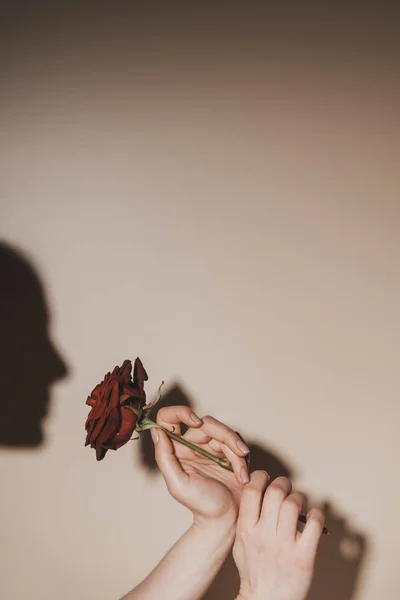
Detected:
[{"left": 1, "top": 7, "right": 399, "bottom": 600}]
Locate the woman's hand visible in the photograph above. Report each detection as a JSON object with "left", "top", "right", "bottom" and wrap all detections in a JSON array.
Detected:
[
  {"left": 151, "top": 406, "right": 250, "bottom": 527},
  {"left": 233, "top": 471, "right": 325, "bottom": 600},
  {"left": 122, "top": 407, "right": 248, "bottom": 600}
]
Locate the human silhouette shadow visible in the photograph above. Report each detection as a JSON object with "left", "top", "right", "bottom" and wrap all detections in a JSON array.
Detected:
[
  {"left": 0, "top": 242, "right": 67, "bottom": 447},
  {"left": 139, "top": 385, "right": 368, "bottom": 600}
]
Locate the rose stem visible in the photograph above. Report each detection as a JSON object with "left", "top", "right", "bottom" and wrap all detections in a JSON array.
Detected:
[
  {"left": 161, "top": 427, "right": 232, "bottom": 469},
  {"left": 142, "top": 420, "right": 232, "bottom": 469},
  {"left": 135, "top": 414, "right": 231, "bottom": 469}
]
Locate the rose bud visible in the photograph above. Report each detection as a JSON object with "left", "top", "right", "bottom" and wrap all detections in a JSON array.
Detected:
[{"left": 85, "top": 358, "right": 148, "bottom": 461}]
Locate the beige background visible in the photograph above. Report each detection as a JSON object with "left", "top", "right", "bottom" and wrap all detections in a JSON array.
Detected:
[{"left": 1, "top": 6, "right": 399, "bottom": 600}]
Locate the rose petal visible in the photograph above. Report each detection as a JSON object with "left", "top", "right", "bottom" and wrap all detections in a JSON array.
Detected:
[
  {"left": 86, "top": 395, "right": 96, "bottom": 408},
  {"left": 107, "top": 406, "right": 137, "bottom": 449},
  {"left": 88, "top": 379, "right": 120, "bottom": 442},
  {"left": 119, "top": 359, "right": 133, "bottom": 384},
  {"left": 95, "top": 443, "right": 107, "bottom": 461},
  {"left": 133, "top": 357, "right": 148, "bottom": 390},
  {"left": 97, "top": 406, "right": 120, "bottom": 447}
]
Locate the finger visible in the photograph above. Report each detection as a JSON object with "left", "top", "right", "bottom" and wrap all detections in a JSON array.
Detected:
[
  {"left": 208, "top": 438, "right": 224, "bottom": 453},
  {"left": 156, "top": 406, "right": 203, "bottom": 435},
  {"left": 184, "top": 419, "right": 249, "bottom": 458},
  {"left": 219, "top": 442, "right": 249, "bottom": 483},
  {"left": 198, "top": 416, "right": 250, "bottom": 457},
  {"left": 277, "top": 491, "right": 306, "bottom": 542},
  {"left": 297, "top": 508, "right": 325, "bottom": 559},
  {"left": 183, "top": 429, "right": 226, "bottom": 458},
  {"left": 183, "top": 429, "right": 229, "bottom": 457},
  {"left": 183, "top": 427, "right": 212, "bottom": 445},
  {"left": 183, "top": 429, "right": 249, "bottom": 483},
  {"left": 260, "top": 476, "right": 292, "bottom": 535},
  {"left": 237, "top": 470, "right": 270, "bottom": 530},
  {"left": 152, "top": 428, "right": 189, "bottom": 497},
  {"left": 236, "top": 431, "right": 251, "bottom": 470},
  {"left": 184, "top": 419, "right": 249, "bottom": 456}
]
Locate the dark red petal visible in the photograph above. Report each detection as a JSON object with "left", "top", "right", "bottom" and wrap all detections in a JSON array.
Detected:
[
  {"left": 89, "top": 379, "right": 120, "bottom": 442},
  {"left": 93, "top": 378, "right": 120, "bottom": 418},
  {"left": 86, "top": 395, "right": 96, "bottom": 408},
  {"left": 85, "top": 412, "right": 99, "bottom": 443},
  {"left": 88, "top": 379, "right": 108, "bottom": 404},
  {"left": 95, "top": 443, "right": 107, "bottom": 461},
  {"left": 120, "top": 383, "right": 145, "bottom": 403},
  {"left": 133, "top": 357, "right": 148, "bottom": 390},
  {"left": 97, "top": 406, "right": 120, "bottom": 448},
  {"left": 89, "top": 382, "right": 111, "bottom": 420},
  {"left": 118, "top": 360, "right": 133, "bottom": 385},
  {"left": 107, "top": 406, "right": 137, "bottom": 449}
]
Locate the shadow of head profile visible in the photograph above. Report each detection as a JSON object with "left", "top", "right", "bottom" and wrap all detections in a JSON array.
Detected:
[
  {"left": 0, "top": 242, "right": 67, "bottom": 447},
  {"left": 139, "top": 384, "right": 368, "bottom": 600}
]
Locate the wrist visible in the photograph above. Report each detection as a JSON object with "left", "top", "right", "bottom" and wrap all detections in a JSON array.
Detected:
[
  {"left": 191, "top": 513, "right": 237, "bottom": 547},
  {"left": 235, "top": 585, "right": 264, "bottom": 600},
  {"left": 192, "top": 510, "right": 237, "bottom": 536}
]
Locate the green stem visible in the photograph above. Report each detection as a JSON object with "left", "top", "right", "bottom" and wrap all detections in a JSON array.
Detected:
[
  {"left": 139, "top": 416, "right": 233, "bottom": 471},
  {"left": 163, "top": 428, "right": 232, "bottom": 470}
]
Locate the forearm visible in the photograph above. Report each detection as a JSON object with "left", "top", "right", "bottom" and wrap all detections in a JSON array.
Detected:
[{"left": 122, "top": 518, "right": 236, "bottom": 600}]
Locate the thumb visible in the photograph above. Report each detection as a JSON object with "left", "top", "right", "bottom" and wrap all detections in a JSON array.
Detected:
[{"left": 151, "top": 428, "right": 189, "bottom": 496}]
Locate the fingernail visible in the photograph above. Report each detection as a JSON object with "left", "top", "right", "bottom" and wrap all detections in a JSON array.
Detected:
[
  {"left": 151, "top": 428, "right": 159, "bottom": 444},
  {"left": 240, "top": 467, "right": 249, "bottom": 483},
  {"left": 190, "top": 412, "right": 203, "bottom": 425},
  {"left": 237, "top": 440, "right": 250, "bottom": 454}
]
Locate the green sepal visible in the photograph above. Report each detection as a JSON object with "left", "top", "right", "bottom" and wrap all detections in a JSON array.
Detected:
[
  {"left": 136, "top": 418, "right": 160, "bottom": 432},
  {"left": 137, "top": 423, "right": 157, "bottom": 432}
]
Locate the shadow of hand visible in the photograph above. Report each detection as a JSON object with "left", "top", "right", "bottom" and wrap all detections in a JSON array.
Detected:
[{"left": 306, "top": 502, "right": 368, "bottom": 600}]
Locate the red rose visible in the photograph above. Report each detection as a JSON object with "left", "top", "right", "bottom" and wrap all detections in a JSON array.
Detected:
[{"left": 85, "top": 358, "right": 148, "bottom": 460}]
